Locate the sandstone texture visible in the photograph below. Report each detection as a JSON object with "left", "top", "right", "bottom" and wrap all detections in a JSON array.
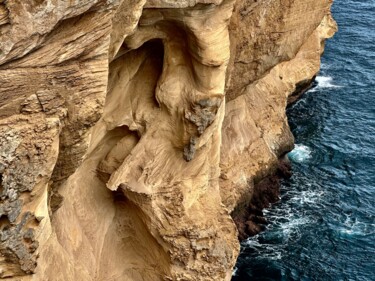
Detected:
[{"left": 0, "top": 0, "right": 336, "bottom": 280}]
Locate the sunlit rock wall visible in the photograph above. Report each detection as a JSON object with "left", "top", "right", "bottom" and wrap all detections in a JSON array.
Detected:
[{"left": 0, "top": 0, "right": 336, "bottom": 280}]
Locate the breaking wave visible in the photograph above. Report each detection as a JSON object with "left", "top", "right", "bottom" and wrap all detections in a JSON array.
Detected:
[
  {"left": 309, "top": 76, "right": 342, "bottom": 92},
  {"left": 287, "top": 144, "right": 312, "bottom": 163}
]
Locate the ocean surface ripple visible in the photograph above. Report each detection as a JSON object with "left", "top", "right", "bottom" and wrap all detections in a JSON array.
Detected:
[{"left": 232, "top": 1, "right": 375, "bottom": 280}]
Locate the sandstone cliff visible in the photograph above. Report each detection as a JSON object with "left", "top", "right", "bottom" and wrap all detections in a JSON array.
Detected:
[{"left": 0, "top": 0, "right": 336, "bottom": 280}]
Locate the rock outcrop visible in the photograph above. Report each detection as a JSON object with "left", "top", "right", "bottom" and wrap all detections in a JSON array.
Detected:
[{"left": 0, "top": 0, "right": 336, "bottom": 280}]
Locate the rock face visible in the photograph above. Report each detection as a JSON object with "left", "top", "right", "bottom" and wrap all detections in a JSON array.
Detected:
[{"left": 0, "top": 0, "right": 336, "bottom": 280}]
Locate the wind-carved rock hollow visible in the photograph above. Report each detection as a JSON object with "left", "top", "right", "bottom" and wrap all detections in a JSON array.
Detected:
[{"left": 0, "top": 0, "right": 336, "bottom": 280}]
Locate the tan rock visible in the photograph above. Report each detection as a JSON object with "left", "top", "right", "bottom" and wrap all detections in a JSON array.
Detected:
[
  {"left": 0, "top": 0, "right": 336, "bottom": 280},
  {"left": 221, "top": 9, "right": 337, "bottom": 212}
]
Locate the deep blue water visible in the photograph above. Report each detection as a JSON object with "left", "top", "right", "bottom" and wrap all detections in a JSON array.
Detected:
[{"left": 233, "top": 1, "right": 375, "bottom": 280}]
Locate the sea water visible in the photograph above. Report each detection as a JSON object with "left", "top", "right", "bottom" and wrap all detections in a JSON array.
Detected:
[{"left": 232, "top": 0, "right": 375, "bottom": 280}]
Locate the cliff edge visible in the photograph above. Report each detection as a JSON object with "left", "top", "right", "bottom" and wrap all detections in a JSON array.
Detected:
[{"left": 0, "top": 0, "right": 336, "bottom": 280}]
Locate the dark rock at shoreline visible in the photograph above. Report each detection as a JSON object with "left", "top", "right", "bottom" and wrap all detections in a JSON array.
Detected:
[{"left": 233, "top": 157, "right": 292, "bottom": 241}]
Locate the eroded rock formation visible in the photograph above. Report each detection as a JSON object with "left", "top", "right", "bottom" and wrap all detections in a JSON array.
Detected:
[{"left": 0, "top": 0, "right": 336, "bottom": 280}]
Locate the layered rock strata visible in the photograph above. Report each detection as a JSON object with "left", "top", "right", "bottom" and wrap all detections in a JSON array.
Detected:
[{"left": 0, "top": 0, "right": 336, "bottom": 280}]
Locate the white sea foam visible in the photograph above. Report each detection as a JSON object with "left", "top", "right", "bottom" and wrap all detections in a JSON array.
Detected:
[
  {"left": 281, "top": 217, "right": 311, "bottom": 237},
  {"left": 232, "top": 267, "right": 238, "bottom": 276},
  {"left": 289, "top": 189, "right": 324, "bottom": 205},
  {"left": 316, "top": 76, "right": 339, "bottom": 87},
  {"left": 337, "top": 217, "right": 375, "bottom": 236},
  {"left": 316, "top": 76, "right": 342, "bottom": 88},
  {"left": 243, "top": 237, "right": 283, "bottom": 260},
  {"left": 308, "top": 75, "right": 342, "bottom": 92},
  {"left": 288, "top": 144, "right": 312, "bottom": 163}
]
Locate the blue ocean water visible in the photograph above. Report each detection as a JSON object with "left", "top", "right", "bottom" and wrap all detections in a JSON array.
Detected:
[{"left": 232, "top": 1, "right": 375, "bottom": 280}]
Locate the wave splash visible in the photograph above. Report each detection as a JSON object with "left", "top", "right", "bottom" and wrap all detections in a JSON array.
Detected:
[
  {"left": 309, "top": 75, "right": 342, "bottom": 92},
  {"left": 288, "top": 144, "right": 312, "bottom": 163}
]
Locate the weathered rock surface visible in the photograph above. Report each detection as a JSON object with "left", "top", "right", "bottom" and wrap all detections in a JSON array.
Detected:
[{"left": 0, "top": 0, "right": 336, "bottom": 280}]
